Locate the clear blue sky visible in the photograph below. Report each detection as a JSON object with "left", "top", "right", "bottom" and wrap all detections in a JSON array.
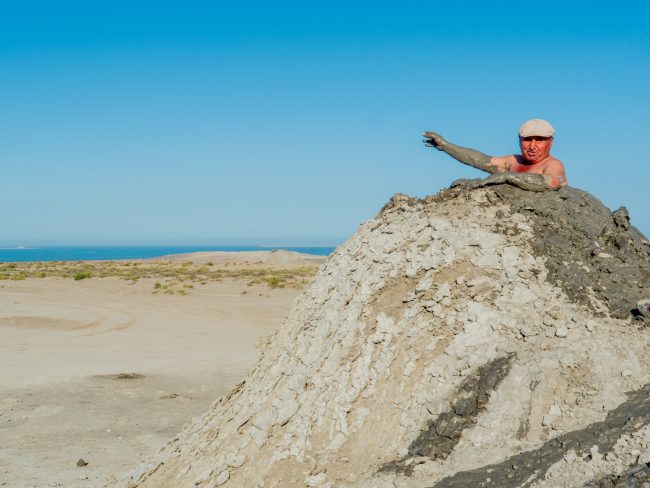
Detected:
[{"left": 2, "top": 1, "right": 648, "bottom": 246}]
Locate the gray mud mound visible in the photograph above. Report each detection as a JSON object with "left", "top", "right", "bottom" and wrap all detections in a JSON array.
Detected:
[
  {"left": 480, "top": 183, "right": 649, "bottom": 319},
  {"left": 113, "top": 182, "right": 650, "bottom": 488}
]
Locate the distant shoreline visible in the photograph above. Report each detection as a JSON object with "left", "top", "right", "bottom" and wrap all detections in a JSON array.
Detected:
[{"left": 0, "top": 245, "right": 337, "bottom": 263}]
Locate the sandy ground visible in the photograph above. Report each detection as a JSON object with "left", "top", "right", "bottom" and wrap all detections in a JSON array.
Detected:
[{"left": 0, "top": 251, "right": 324, "bottom": 488}]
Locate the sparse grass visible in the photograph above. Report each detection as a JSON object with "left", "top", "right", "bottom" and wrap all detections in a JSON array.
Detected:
[
  {"left": 73, "top": 271, "right": 92, "bottom": 281},
  {"left": 0, "top": 260, "right": 320, "bottom": 295}
]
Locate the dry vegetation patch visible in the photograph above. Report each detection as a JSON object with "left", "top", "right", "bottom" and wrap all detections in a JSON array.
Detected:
[{"left": 0, "top": 261, "right": 319, "bottom": 295}]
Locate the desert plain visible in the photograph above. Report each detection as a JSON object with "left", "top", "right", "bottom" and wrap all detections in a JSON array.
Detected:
[{"left": 0, "top": 251, "right": 325, "bottom": 488}]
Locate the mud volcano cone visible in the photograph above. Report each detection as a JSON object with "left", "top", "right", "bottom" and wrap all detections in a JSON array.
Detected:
[{"left": 116, "top": 182, "right": 650, "bottom": 488}]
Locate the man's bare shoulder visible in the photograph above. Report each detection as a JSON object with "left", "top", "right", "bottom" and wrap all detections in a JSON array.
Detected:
[
  {"left": 543, "top": 157, "right": 568, "bottom": 187},
  {"left": 542, "top": 157, "right": 567, "bottom": 175},
  {"left": 545, "top": 157, "right": 565, "bottom": 169}
]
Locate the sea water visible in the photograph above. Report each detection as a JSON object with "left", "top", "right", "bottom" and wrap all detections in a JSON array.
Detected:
[{"left": 0, "top": 245, "right": 336, "bottom": 263}]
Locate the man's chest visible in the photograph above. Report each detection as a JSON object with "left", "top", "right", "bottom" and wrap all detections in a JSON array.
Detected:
[{"left": 510, "top": 160, "right": 547, "bottom": 174}]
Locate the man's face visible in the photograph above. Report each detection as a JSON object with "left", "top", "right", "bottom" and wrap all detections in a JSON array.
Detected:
[{"left": 519, "top": 136, "right": 553, "bottom": 163}]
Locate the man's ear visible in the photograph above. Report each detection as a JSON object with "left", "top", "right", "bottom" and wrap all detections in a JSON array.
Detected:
[{"left": 549, "top": 136, "right": 554, "bottom": 148}]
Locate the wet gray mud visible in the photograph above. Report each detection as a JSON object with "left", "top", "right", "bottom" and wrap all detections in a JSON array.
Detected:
[
  {"left": 584, "top": 464, "right": 650, "bottom": 488},
  {"left": 434, "top": 181, "right": 650, "bottom": 319},
  {"left": 588, "top": 464, "right": 650, "bottom": 488},
  {"left": 492, "top": 185, "right": 649, "bottom": 319},
  {"left": 429, "top": 384, "right": 650, "bottom": 488},
  {"left": 380, "top": 356, "right": 511, "bottom": 475}
]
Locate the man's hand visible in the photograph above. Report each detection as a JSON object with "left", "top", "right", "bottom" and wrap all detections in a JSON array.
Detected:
[
  {"left": 422, "top": 130, "right": 496, "bottom": 174},
  {"left": 422, "top": 131, "right": 447, "bottom": 150}
]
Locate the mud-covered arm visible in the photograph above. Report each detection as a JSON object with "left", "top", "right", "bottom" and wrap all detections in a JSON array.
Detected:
[
  {"left": 423, "top": 131, "right": 498, "bottom": 175},
  {"left": 454, "top": 172, "right": 557, "bottom": 192}
]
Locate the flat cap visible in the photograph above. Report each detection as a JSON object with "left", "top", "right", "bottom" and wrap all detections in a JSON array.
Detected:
[{"left": 518, "top": 119, "right": 555, "bottom": 138}]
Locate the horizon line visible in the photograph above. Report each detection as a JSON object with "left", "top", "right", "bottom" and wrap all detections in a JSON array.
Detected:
[{"left": 0, "top": 243, "right": 341, "bottom": 249}]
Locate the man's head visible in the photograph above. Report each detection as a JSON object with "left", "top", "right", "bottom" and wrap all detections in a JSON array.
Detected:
[{"left": 518, "top": 119, "right": 554, "bottom": 164}]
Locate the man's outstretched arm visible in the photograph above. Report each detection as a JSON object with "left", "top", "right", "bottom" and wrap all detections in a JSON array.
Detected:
[
  {"left": 423, "top": 131, "right": 561, "bottom": 191},
  {"left": 423, "top": 131, "right": 499, "bottom": 174}
]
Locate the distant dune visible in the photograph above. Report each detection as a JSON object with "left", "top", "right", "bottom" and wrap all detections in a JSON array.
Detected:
[{"left": 150, "top": 249, "right": 328, "bottom": 269}]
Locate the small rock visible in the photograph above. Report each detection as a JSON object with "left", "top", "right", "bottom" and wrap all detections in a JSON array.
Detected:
[
  {"left": 639, "top": 451, "right": 650, "bottom": 464},
  {"left": 402, "top": 292, "right": 418, "bottom": 303},
  {"left": 555, "top": 324, "right": 568, "bottom": 338},
  {"left": 306, "top": 472, "right": 327, "bottom": 487},
  {"left": 215, "top": 469, "right": 230, "bottom": 486},
  {"left": 564, "top": 450, "right": 577, "bottom": 463},
  {"left": 520, "top": 324, "right": 539, "bottom": 338},
  {"left": 547, "top": 307, "right": 562, "bottom": 320},
  {"left": 547, "top": 430, "right": 561, "bottom": 440},
  {"left": 510, "top": 285, "right": 537, "bottom": 305},
  {"left": 542, "top": 314, "right": 555, "bottom": 327},
  {"left": 226, "top": 453, "right": 246, "bottom": 468},
  {"left": 467, "top": 277, "right": 501, "bottom": 300},
  {"left": 542, "top": 404, "right": 562, "bottom": 426},
  {"left": 585, "top": 320, "right": 596, "bottom": 332},
  {"left": 559, "top": 354, "right": 575, "bottom": 368},
  {"left": 249, "top": 425, "right": 268, "bottom": 447},
  {"left": 434, "top": 282, "right": 451, "bottom": 300},
  {"left": 76, "top": 458, "right": 88, "bottom": 467},
  {"left": 590, "top": 445, "right": 603, "bottom": 463},
  {"left": 416, "top": 276, "right": 434, "bottom": 293}
]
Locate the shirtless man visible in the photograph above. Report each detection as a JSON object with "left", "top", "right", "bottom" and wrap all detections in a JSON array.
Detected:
[{"left": 423, "top": 119, "right": 567, "bottom": 191}]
